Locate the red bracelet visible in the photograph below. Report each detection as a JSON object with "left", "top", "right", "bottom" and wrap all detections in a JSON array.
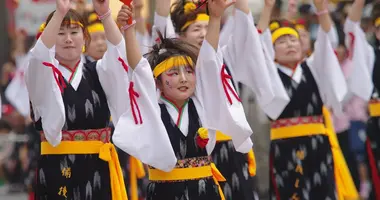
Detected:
[{"left": 98, "top": 9, "right": 111, "bottom": 21}]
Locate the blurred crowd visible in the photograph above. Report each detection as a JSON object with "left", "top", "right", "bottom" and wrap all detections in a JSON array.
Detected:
[{"left": 1, "top": 0, "right": 380, "bottom": 199}]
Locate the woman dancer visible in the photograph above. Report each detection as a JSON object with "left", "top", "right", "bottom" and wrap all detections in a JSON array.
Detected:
[
  {"left": 25, "top": 0, "right": 173, "bottom": 199},
  {"left": 256, "top": 0, "right": 359, "bottom": 198},
  {"left": 151, "top": 0, "right": 273, "bottom": 199},
  {"left": 113, "top": 0, "right": 254, "bottom": 199}
]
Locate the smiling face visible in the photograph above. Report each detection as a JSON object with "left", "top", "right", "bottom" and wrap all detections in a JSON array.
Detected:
[
  {"left": 274, "top": 34, "right": 302, "bottom": 66},
  {"left": 157, "top": 64, "right": 196, "bottom": 107},
  {"left": 180, "top": 20, "right": 208, "bottom": 48},
  {"left": 55, "top": 23, "right": 85, "bottom": 63}
]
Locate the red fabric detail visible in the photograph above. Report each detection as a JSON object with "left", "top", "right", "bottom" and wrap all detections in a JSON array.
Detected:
[
  {"left": 118, "top": 57, "right": 129, "bottom": 72},
  {"left": 257, "top": 29, "right": 263, "bottom": 34},
  {"left": 67, "top": 60, "right": 81, "bottom": 82},
  {"left": 42, "top": 62, "right": 67, "bottom": 93},
  {"left": 129, "top": 82, "right": 143, "bottom": 124},
  {"left": 271, "top": 116, "right": 323, "bottom": 128},
  {"left": 35, "top": 32, "right": 42, "bottom": 40},
  {"left": 366, "top": 139, "right": 380, "bottom": 199},
  {"left": 196, "top": 135, "right": 209, "bottom": 148},
  {"left": 29, "top": 192, "right": 35, "bottom": 200},
  {"left": 2, "top": 104, "right": 14, "bottom": 115},
  {"left": 40, "top": 127, "right": 111, "bottom": 143},
  {"left": 221, "top": 64, "right": 241, "bottom": 105},
  {"left": 348, "top": 32, "right": 355, "bottom": 60}
]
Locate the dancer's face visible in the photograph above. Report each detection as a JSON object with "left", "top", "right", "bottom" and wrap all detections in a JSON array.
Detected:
[
  {"left": 181, "top": 21, "right": 208, "bottom": 48},
  {"left": 157, "top": 64, "right": 196, "bottom": 107},
  {"left": 55, "top": 24, "right": 85, "bottom": 62},
  {"left": 87, "top": 31, "right": 107, "bottom": 60},
  {"left": 274, "top": 34, "right": 303, "bottom": 66}
]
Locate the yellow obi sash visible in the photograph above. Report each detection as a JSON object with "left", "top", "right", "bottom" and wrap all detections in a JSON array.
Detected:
[
  {"left": 129, "top": 156, "right": 146, "bottom": 200},
  {"left": 41, "top": 128, "right": 128, "bottom": 200},
  {"left": 270, "top": 108, "right": 359, "bottom": 200},
  {"left": 369, "top": 100, "right": 380, "bottom": 117},
  {"left": 149, "top": 158, "right": 226, "bottom": 200},
  {"left": 215, "top": 130, "right": 256, "bottom": 176}
]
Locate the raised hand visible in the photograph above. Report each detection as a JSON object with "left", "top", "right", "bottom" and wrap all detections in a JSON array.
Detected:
[
  {"left": 56, "top": 0, "right": 71, "bottom": 16},
  {"left": 313, "top": 0, "right": 327, "bottom": 11},
  {"left": 117, "top": 4, "right": 134, "bottom": 27},
  {"left": 208, "top": 0, "right": 236, "bottom": 18},
  {"left": 264, "top": 0, "right": 275, "bottom": 8},
  {"left": 92, "top": 0, "right": 110, "bottom": 16}
]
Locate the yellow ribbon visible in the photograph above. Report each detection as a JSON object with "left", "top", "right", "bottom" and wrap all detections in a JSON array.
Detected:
[
  {"left": 129, "top": 156, "right": 146, "bottom": 200},
  {"left": 247, "top": 149, "right": 256, "bottom": 176},
  {"left": 322, "top": 107, "right": 359, "bottom": 200},
  {"left": 368, "top": 102, "right": 380, "bottom": 117},
  {"left": 149, "top": 164, "right": 226, "bottom": 200},
  {"left": 41, "top": 141, "right": 128, "bottom": 200},
  {"left": 270, "top": 108, "right": 359, "bottom": 200}
]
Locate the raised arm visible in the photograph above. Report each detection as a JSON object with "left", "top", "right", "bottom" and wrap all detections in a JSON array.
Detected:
[
  {"left": 152, "top": 0, "right": 176, "bottom": 39},
  {"left": 24, "top": 0, "right": 71, "bottom": 146},
  {"left": 195, "top": 0, "right": 253, "bottom": 153},
  {"left": 306, "top": 0, "right": 347, "bottom": 114},
  {"left": 342, "top": 0, "right": 374, "bottom": 101},
  {"left": 112, "top": 4, "right": 177, "bottom": 172}
]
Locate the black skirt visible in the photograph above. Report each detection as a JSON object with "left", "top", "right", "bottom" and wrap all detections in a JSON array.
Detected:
[
  {"left": 212, "top": 140, "right": 258, "bottom": 200},
  {"left": 36, "top": 154, "right": 111, "bottom": 200},
  {"left": 269, "top": 135, "right": 337, "bottom": 200}
]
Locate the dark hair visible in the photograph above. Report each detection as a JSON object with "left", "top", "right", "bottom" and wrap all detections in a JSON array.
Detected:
[
  {"left": 170, "top": 0, "right": 207, "bottom": 33},
  {"left": 144, "top": 31, "right": 198, "bottom": 78},
  {"left": 45, "top": 9, "right": 91, "bottom": 47}
]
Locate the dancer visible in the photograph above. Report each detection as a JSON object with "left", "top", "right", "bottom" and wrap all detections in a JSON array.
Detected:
[
  {"left": 256, "top": 0, "right": 359, "bottom": 198},
  {"left": 24, "top": 0, "right": 168, "bottom": 198},
  {"left": 152, "top": 0, "right": 274, "bottom": 198},
  {"left": 113, "top": 0, "right": 254, "bottom": 199}
]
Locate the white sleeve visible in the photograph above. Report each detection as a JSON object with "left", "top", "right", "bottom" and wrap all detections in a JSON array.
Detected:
[
  {"left": 194, "top": 40, "right": 253, "bottom": 153},
  {"left": 24, "top": 39, "right": 65, "bottom": 147},
  {"left": 343, "top": 19, "right": 374, "bottom": 101},
  {"left": 112, "top": 58, "right": 177, "bottom": 172},
  {"left": 259, "top": 42, "right": 290, "bottom": 120},
  {"left": 96, "top": 38, "right": 129, "bottom": 126},
  {"left": 219, "top": 16, "right": 234, "bottom": 48},
  {"left": 306, "top": 27, "right": 347, "bottom": 115},
  {"left": 136, "top": 31, "right": 152, "bottom": 55},
  {"left": 221, "top": 10, "right": 279, "bottom": 116},
  {"left": 151, "top": 12, "right": 177, "bottom": 45},
  {"left": 327, "top": 25, "right": 339, "bottom": 49},
  {"left": 260, "top": 28, "right": 275, "bottom": 60},
  {"left": 5, "top": 53, "right": 31, "bottom": 117}
]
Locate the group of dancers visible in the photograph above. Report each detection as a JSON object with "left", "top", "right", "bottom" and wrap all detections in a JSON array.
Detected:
[{"left": 22, "top": 0, "right": 380, "bottom": 199}]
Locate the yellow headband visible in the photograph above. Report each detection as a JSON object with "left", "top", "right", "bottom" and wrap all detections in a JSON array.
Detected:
[
  {"left": 153, "top": 56, "right": 194, "bottom": 78},
  {"left": 88, "top": 13, "right": 98, "bottom": 24},
  {"left": 375, "top": 17, "right": 380, "bottom": 27},
  {"left": 272, "top": 27, "right": 299, "bottom": 43},
  {"left": 295, "top": 24, "right": 306, "bottom": 31},
  {"left": 87, "top": 23, "right": 105, "bottom": 33},
  {"left": 181, "top": 13, "right": 209, "bottom": 31},
  {"left": 61, "top": 20, "right": 84, "bottom": 28},
  {"left": 269, "top": 22, "right": 280, "bottom": 32},
  {"left": 38, "top": 20, "right": 83, "bottom": 34}
]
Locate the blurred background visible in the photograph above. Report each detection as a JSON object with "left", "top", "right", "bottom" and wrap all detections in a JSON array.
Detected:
[{"left": 0, "top": 0, "right": 378, "bottom": 199}]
